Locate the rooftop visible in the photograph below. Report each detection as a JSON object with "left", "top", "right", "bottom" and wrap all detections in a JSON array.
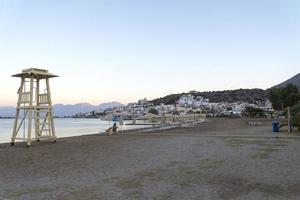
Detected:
[{"left": 12, "top": 68, "right": 58, "bottom": 79}]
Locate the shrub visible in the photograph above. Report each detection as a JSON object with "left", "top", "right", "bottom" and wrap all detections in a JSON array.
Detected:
[{"left": 243, "top": 106, "right": 265, "bottom": 117}]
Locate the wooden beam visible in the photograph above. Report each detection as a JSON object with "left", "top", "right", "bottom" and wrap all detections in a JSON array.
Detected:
[
  {"left": 46, "top": 78, "right": 56, "bottom": 140},
  {"left": 11, "top": 77, "right": 25, "bottom": 145},
  {"left": 27, "top": 77, "right": 34, "bottom": 146}
]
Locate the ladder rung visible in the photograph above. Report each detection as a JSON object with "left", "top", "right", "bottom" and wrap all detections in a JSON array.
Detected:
[
  {"left": 37, "top": 136, "right": 53, "bottom": 139},
  {"left": 17, "top": 106, "right": 33, "bottom": 109},
  {"left": 13, "top": 138, "right": 27, "bottom": 141},
  {"left": 20, "top": 101, "right": 31, "bottom": 104},
  {"left": 35, "top": 117, "right": 50, "bottom": 119},
  {"left": 13, "top": 137, "right": 55, "bottom": 140}
]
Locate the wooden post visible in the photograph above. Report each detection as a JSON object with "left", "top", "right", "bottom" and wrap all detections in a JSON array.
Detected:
[
  {"left": 11, "top": 78, "right": 25, "bottom": 145},
  {"left": 287, "top": 106, "right": 291, "bottom": 133},
  {"left": 35, "top": 79, "right": 40, "bottom": 139},
  {"left": 27, "top": 77, "right": 34, "bottom": 146}
]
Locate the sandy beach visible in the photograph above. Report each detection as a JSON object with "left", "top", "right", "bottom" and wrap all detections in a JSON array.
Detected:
[{"left": 1, "top": 118, "right": 300, "bottom": 200}]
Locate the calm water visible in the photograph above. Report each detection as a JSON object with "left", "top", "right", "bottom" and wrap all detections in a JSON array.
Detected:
[{"left": 0, "top": 118, "right": 151, "bottom": 143}]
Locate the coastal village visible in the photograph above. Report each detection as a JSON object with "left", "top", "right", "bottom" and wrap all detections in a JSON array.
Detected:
[{"left": 74, "top": 94, "right": 274, "bottom": 119}]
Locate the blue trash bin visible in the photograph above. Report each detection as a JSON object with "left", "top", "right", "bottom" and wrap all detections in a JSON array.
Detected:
[{"left": 272, "top": 122, "right": 279, "bottom": 132}]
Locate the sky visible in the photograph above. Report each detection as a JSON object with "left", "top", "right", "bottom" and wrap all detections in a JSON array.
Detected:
[{"left": 0, "top": 0, "right": 299, "bottom": 106}]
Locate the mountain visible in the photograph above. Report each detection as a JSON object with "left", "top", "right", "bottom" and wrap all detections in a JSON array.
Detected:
[
  {"left": 0, "top": 102, "right": 124, "bottom": 118},
  {"left": 151, "top": 89, "right": 270, "bottom": 105},
  {"left": 53, "top": 103, "right": 97, "bottom": 117},
  {"left": 0, "top": 107, "right": 15, "bottom": 117},
  {"left": 272, "top": 73, "right": 300, "bottom": 89},
  {"left": 53, "top": 102, "right": 124, "bottom": 117}
]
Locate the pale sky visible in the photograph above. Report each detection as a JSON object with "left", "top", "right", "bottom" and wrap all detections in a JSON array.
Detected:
[{"left": 0, "top": 0, "right": 299, "bottom": 106}]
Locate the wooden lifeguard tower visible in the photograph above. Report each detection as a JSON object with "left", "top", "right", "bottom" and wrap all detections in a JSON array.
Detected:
[{"left": 11, "top": 68, "right": 58, "bottom": 147}]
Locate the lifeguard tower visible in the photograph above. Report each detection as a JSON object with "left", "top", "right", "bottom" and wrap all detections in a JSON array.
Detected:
[{"left": 11, "top": 68, "right": 58, "bottom": 147}]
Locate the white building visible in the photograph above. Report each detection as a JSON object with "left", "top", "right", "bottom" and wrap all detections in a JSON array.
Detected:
[{"left": 178, "top": 94, "right": 194, "bottom": 106}]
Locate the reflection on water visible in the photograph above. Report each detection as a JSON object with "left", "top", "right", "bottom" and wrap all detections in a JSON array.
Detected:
[{"left": 0, "top": 118, "right": 151, "bottom": 143}]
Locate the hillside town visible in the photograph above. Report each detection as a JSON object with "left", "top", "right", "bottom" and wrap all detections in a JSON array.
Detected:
[{"left": 73, "top": 94, "right": 274, "bottom": 119}]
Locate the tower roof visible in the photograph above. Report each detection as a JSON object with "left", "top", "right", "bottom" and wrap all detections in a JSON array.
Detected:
[{"left": 12, "top": 68, "right": 58, "bottom": 79}]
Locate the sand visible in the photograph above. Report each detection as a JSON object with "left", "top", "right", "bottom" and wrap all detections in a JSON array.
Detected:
[{"left": 0, "top": 118, "right": 300, "bottom": 200}]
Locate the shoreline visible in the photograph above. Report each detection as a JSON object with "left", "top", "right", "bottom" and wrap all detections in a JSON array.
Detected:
[
  {"left": 2, "top": 118, "right": 299, "bottom": 146},
  {"left": 0, "top": 119, "right": 206, "bottom": 146}
]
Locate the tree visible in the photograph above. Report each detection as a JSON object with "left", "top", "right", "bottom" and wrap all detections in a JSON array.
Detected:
[
  {"left": 281, "top": 84, "right": 300, "bottom": 107},
  {"left": 270, "top": 88, "right": 283, "bottom": 110},
  {"left": 148, "top": 108, "right": 159, "bottom": 115},
  {"left": 269, "top": 84, "right": 300, "bottom": 110},
  {"left": 292, "top": 102, "right": 300, "bottom": 131}
]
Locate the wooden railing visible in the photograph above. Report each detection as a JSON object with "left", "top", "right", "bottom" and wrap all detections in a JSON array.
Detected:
[
  {"left": 39, "top": 94, "right": 48, "bottom": 104},
  {"left": 20, "top": 92, "right": 30, "bottom": 103}
]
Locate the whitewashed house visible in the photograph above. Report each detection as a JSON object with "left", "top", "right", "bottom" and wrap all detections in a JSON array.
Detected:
[{"left": 178, "top": 94, "right": 194, "bottom": 106}]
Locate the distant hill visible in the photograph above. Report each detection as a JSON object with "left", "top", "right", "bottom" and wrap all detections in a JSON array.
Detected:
[
  {"left": 53, "top": 102, "right": 124, "bottom": 117},
  {"left": 272, "top": 73, "right": 300, "bottom": 89},
  {"left": 0, "top": 102, "right": 124, "bottom": 117},
  {"left": 151, "top": 89, "right": 270, "bottom": 105},
  {"left": 0, "top": 107, "right": 15, "bottom": 117}
]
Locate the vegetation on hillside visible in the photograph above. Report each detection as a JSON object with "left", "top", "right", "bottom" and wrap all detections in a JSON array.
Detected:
[
  {"left": 192, "top": 89, "right": 269, "bottom": 103},
  {"left": 151, "top": 93, "right": 183, "bottom": 105},
  {"left": 151, "top": 89, "right": 270, "bottom": 105}
]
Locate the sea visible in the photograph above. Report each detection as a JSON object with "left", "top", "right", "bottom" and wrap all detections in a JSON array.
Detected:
[{"left": 0, "top": 118, "right": 151, "bottom": 143}]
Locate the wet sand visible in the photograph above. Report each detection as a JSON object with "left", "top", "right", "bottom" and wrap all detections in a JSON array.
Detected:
[{"left": 0, "top": 118, "right": 300, "bottom": 200}]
